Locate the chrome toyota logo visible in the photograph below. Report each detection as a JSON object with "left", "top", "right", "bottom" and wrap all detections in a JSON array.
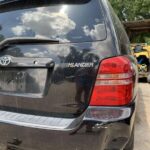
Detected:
[{"left": 0, "top": 56, "right": 11, "bottom": 66}]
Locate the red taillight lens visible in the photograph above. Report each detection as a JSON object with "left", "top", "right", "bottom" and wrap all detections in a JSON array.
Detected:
[{"left": 90, "top": 56, "right": 134, "bottom": 106}]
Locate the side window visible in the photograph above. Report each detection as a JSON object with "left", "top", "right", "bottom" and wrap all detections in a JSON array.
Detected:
[{"left": 107, "top": 2, "right": 131, "bottom": 54}]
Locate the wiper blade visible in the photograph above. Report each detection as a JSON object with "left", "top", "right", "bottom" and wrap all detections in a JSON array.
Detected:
[{"left": 0, "top": 37, "right": 59, "bottom": 50}]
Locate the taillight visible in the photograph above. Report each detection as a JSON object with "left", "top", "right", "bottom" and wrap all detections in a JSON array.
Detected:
[{"left": 90, "top": 56, "right": 135, "bottom": 106}]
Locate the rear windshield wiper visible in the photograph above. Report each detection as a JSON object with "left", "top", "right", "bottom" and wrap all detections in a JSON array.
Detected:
[{"left": 0, "top": 37, "right": 59, "bottom": 50}]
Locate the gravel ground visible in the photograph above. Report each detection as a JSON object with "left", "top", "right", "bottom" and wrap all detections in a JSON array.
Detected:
[
  {"left": 135, "top": 83, "right": 150, "bottom": 150},
  {"left": 0, "top": 145, "right": 5, "bottom": 150}
]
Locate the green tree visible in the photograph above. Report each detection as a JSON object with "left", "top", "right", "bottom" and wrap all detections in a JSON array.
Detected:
[
  {"left": 109, "top": 0, "right": 150, "bottom": 21},
  {"left": 109, "top": 0, "right": 150, "bottom": 44},
  {"left": 131, "top": 33, "right": 150, "bottom": 44}
]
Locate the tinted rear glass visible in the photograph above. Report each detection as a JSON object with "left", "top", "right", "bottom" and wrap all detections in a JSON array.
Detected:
[{"left": 0, "top": 0, "right": 106, "bottom": 43}]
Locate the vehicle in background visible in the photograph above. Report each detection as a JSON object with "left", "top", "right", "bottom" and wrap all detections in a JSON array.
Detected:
[
  {"left": 131, "top": 43, "right": 150, "bottom": 83},
  {"left": 0, "top": 0, "right": 138, "bottom": 150}
]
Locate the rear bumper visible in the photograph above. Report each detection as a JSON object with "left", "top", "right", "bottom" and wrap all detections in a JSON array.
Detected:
[{"left": 0, "top": 102, "right": 136, "bottom": 150}]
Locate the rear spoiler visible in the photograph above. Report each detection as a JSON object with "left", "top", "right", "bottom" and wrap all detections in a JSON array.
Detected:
[{"left": 0, "top": 0, "right": 91, "bottom": 13}]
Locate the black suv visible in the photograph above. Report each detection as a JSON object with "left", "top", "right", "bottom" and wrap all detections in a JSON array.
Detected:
[{"left": 0, "top": 0, "right": 138, "bottom": 150}]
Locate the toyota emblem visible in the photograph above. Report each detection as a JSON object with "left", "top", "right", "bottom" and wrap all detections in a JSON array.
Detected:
[{"left": 0, "top": 56, "right": 11, "bottom": 66}]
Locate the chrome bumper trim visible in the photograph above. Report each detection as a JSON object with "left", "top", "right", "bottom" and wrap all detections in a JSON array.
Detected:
[
  {"left": 84, "top": 106, "right": 131, "bottom": 123},
  {"left": 0, "top": 110, "right": 74, "bottom": 131}
]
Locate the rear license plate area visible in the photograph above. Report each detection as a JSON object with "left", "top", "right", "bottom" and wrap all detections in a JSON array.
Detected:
[{"left": 0, "top": 68, "right": 49, "bottom": 98}]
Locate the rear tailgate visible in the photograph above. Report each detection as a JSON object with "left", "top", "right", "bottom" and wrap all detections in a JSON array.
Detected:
[{"left": 0, "top": 0, "right": 115, "bottom": 126}]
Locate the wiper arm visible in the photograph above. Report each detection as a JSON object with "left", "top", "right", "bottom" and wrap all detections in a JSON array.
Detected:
[{"left": 0, "top": 37, "right": 59, "bottom": 50}]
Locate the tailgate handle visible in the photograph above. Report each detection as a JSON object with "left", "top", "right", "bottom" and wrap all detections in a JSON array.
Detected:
[{"left": 0, "top": 38, "right": 56, "bottom": 68}]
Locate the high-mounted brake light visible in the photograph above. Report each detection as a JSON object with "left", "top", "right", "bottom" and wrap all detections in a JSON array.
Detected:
[{"left": 90, "top": 56, "right": 135, "bottom": 106}]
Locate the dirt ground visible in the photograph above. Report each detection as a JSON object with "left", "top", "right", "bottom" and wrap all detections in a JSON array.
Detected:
[{"left": 135, "top": 83, "right": 150, "bottom": 150}]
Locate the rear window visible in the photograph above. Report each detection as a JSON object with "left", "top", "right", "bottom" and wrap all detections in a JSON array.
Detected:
[{"left": 0, "top": 0, "right": 106, "bottom": 43}]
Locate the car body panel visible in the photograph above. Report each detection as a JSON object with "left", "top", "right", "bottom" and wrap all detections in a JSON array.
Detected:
[
  {"left": 0, "top": 0, "right": 138, "bottom": 150},
  {"left": 0, "top": 0, "right": 118, "bottom": 117},
  {"left": 0, "top": 101, "right": 136, "bottom": 150}
]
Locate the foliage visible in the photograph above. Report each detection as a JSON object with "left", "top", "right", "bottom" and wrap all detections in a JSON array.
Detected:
[
  {"left": 109, "top": 0, "right": 150, "bottom": 44},
  {"left": 109, "top": 0, "right": 150, "bottom": 21},
  {"left": 131, "top": 33, "right": 150, "bottom": 44}
]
